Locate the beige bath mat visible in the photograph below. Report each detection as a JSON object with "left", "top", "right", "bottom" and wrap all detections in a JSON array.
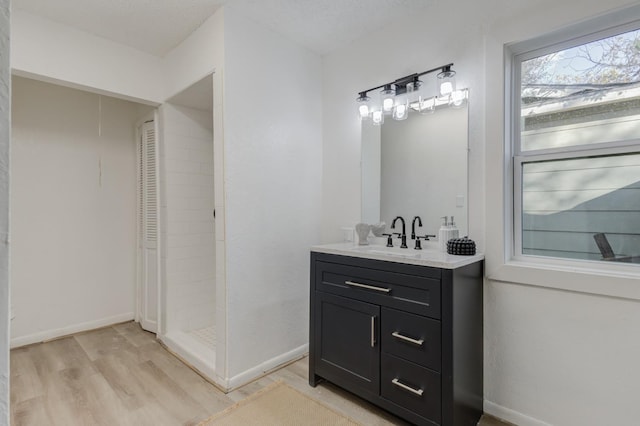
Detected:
[{"left": 199, "top": 380, "right": 361, "bottom": 425}]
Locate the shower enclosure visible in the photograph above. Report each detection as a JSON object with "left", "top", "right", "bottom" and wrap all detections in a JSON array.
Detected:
[{"left": 156, "top": 75, "right": 217, "bottom": 380}]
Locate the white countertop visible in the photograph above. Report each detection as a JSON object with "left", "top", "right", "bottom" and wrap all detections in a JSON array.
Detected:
[{"left": 311, "top": 241, "right": 484, "bottom": 269}]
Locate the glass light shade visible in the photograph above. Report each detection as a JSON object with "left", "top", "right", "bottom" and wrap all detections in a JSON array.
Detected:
[
  {"left": 356, "top": 94, "right": 371, "bottom": 119},
  {"left": 380, "top": 85, "right": 395, "bottom": 113},
  {"left": 449, "top": 89, "right": 467, "bottom": 107},
  {"left": 371, "top": 109, "right": 384, "bottom": 125},
  {"left": 418, "top": 96, "right": 436, "bottom": 114},
  {"left": 407, "top": 80, "right": 423, "bottom": 103},
  {"left": 392, "top": 94, "right": 409, "bottom": 121},
  {"left": 438, "top": 68, "right": 456, "bottom": 96}
]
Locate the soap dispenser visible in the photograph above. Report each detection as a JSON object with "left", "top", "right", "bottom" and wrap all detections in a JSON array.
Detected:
[
  {"left": 449, "top": 216, "right": 459, "bottom": 241},
  {"left": 438, "top": 216, "right": 449, "bottom": 252}
]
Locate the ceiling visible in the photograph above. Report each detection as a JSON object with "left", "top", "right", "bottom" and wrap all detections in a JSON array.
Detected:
[{"left": 13, "top": 0, "right": 436, "bottom": 57}]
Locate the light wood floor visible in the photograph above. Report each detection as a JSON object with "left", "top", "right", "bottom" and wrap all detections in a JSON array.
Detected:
[{"left": 11, "top": 322, "right": 513, "bottom": 426}]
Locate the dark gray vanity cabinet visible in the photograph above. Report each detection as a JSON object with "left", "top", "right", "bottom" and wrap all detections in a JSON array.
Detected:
[{"left": 309, "top": 251, "right": 483, "bottom": 426}]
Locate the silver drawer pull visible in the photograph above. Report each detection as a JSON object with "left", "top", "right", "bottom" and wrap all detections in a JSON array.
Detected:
[
  {"left": 345, "top": 280, "right": 391, "bottom": 293},
  {"left": 371, "top": 316, "right": 376, "bottom": 347},
  {"left": 392, "top": 378, "right": 424, "bottom": 396},
  {"left": 392, "top": 332, "right": 424, "bottom": 346}
]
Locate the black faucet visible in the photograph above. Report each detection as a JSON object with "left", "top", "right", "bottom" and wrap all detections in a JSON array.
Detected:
[
  {"left": 411, "top": 216, "right": 422, "bottom": 240},
  {"left": 391, "top": 216, "right": 408, "bottom": 248}
]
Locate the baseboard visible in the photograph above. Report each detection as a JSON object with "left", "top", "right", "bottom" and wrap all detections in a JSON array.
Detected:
[
  {"left": 10, "top": 312, "right": 135, "bottom": 348},
  {"left": 226, "top": 343, "right": 309, "bottom": 391},
  {"left": 484, "top": 400, "right": 553, "bottom": 426}
]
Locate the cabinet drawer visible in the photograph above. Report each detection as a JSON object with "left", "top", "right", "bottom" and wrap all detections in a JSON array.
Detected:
[
  {"left": 381, "top": 353, "right": 441, "bottom": 424},
  {"left": 314, "top": 260, "right": 441, "bottom": 318},
  {"left": 381, "top": 307, "right": 441, "bottom": 372}
]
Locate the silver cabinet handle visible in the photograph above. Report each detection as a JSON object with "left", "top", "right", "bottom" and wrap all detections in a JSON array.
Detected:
[
  {"left": 345, "top": 280, "right": 391, "bottom": 293},
  {"left": 371, "top": 316, "right": 376, "bottom": 347},
  {"left": 392, "top": 331, "right": 424, "bottom": 346},
  {"left": 392, "top": 378, "right": 424, "bottom": 396}
]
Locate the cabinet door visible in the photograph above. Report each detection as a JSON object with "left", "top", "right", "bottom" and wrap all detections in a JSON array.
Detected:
[{"left": 314, "top": 292, "right": 380, "bottom": 395}]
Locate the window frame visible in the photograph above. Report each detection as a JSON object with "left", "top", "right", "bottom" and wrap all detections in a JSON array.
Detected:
[{"left": 507, "top": 11, "right": 640, "bottom": 270}]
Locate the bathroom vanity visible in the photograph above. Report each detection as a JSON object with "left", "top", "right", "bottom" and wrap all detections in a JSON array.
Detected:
[{"left": 309, "top": 243, "right": 483, "bottom": 426}]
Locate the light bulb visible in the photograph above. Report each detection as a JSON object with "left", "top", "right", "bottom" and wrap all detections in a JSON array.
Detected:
[
  {"left": 449, "top": 89, "right": 467, "bottom": 107},
  {"left": 356, "top": 93, "right": 371, "bottom": 120},
  {"left": 372, "top": 110, "right": 384, "bottom": 125},
  {"left": 437, "top": 66, "right": 456, "bottom": 97},
  {"left": 380, "top": 85, "right": 395, "bottom": 114},
  {"left": 440, "top": 81, "right": 453, "bottom": 96},
  {"left": 392, "top": 93, "right": 409, "bottom": 121},
  {"left": 394, "top": 104, "right": 408, "bottom": 120}
]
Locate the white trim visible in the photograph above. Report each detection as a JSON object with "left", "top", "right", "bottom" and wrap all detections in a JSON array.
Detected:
[
  {"left": 488, "top": 261, "right": 640, "bottom": 301},
  {"left": 226, "top": 344, "right": 309, "bottom": 391},
  {"left": 484, "top": 400, "right": 553, "bottom": 426},
  {"left": 10, "top": 313, "right": 135, "bottom": 348}
]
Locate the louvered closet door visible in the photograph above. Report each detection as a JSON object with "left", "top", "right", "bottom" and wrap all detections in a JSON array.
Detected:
[{"left": 138, "top": 120, "right": 159, "bottom": 333}]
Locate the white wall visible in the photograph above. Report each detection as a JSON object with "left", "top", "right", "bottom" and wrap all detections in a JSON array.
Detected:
[
  {"left": 10, "top": 77, "right": 150, "bottom": 346},
  {"left": 11, "top": 10, "right": 163, "bottom": 105},
  {"left": 323, "top": 1, "right": 640, "bottom": 425},
  {"left": 222, "top": 7, "right": 323, "bottom": 384},
  {"left": 0, "top": 0, "right": 9, "bottom": 423},
  {"left": 161, "top": 9, "right": 224, "bottom": 101},
  {"left": 159, "top": 103, "right": 215, "bottom": 334}
]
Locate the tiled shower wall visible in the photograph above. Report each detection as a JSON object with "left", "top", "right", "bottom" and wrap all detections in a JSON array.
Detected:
[{"left": 160, "top": 103, "right": 215, "bottom": 333}]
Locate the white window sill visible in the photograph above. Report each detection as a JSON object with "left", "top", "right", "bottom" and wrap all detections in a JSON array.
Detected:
[{"left": 487, "top": 257, "right": 640, "bottom": 301}]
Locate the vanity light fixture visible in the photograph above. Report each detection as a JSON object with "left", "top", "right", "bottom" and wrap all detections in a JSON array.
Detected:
[{"left": 357, "top": 63, "right": 463, "bottom": 124}]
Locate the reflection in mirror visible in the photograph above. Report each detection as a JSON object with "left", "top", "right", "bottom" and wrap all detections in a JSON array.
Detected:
[{"left": 361, "top": 104, "right": 468, "bottom": 238}]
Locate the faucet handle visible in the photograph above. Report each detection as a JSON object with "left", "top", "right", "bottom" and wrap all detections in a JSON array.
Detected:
[
  {"left": 414, "top": 237, "right": 423, "bottom": 250},
  {"left": 415, "top": 234, "right": 437, "bottom": 250},
  {"left": 382, "top": 233, "right": 394, "bottom": 247},
  {"left": 414, "top": 234, "right": 436, "bottom": 250}
]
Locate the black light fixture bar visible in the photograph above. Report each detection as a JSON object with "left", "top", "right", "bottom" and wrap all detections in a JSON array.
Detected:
[{"left": 357, "top": 62, "right": 454, "bottom": 97}]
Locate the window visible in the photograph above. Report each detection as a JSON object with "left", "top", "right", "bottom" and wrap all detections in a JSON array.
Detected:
[{"left": 511, "top": 20, "right": 640, "bottom": 266}]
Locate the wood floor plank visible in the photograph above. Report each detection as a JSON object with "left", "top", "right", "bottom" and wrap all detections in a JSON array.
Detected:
[
  {"left": 134, "top": 359, "right": 212, "bottom": 424},
  {"left": 10, "top": 322, "right": 512, "bottom": 426},
  {"left": 74, "top": 327, "right": 137, "bottom": 361},
  {"left": 113, "top": 322, "right": 157, "bottom": 348},
  {"left": 92, "top": 354, "right": 149, "bottom": 411},
  {"left": 143, "top": 343, "right": 233, "bottom": 413},
  {"left": 11, "top": 396, "right": 49, "bottom": 426},
  {"left": 10, "top": 347, "right": 44, "bottom": 406},
  {"left": 226, "top": 375, "right": 278, "bottom": 403}
]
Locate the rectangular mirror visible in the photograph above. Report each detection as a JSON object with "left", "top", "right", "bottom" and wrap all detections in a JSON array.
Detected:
[{"left": 361, "top": 103, "right": 468, "bottom": 237}]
